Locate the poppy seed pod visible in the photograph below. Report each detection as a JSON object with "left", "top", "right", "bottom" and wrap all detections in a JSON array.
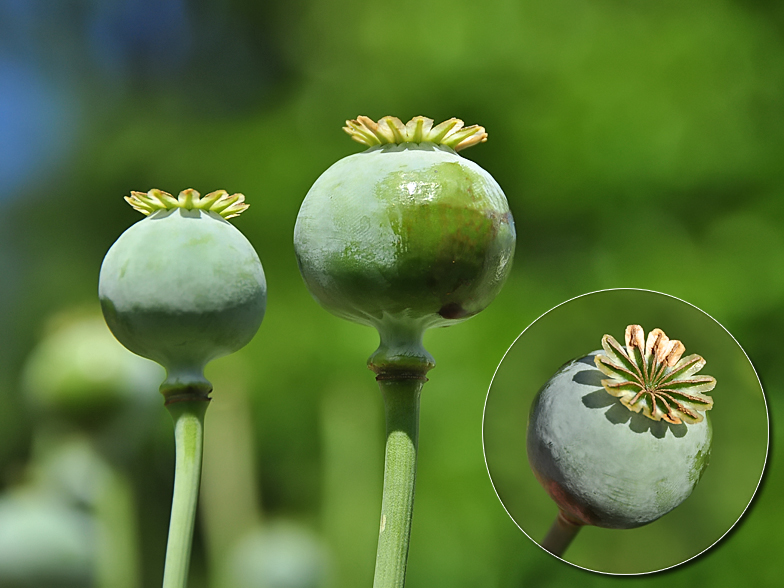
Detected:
[
  {"left": 294, "top": 116, "right": 515, "bottom": 374},
  {"left": 99, "top": 189, "right": 266, "bottom": 399},
  {"left": 527, "top": 325, "right": 715, "bottom": 530},
  {"left": 294, "top": 116, "right": 516, "bottom": 587},
  {"left": 22, "top": 313, "right": 162, "bottom": 433}
]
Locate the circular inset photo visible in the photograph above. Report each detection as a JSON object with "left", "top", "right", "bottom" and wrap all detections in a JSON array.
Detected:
[{"left": 482, "top": 289, "right": 768, "bottom": 575}]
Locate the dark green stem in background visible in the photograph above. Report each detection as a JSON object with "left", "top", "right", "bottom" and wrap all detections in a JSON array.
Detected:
[
  {"left": 372, "top": 377, "right": 424, "bottom": 588},
  {"left": 541, "top": 510, "right": 583, "bottom": 557},
  {"left": 95, "top": 468, "right": 141, "bottom": 588},
  {"left": 162, "top": 399, "right": 209, "bottom": 588}
]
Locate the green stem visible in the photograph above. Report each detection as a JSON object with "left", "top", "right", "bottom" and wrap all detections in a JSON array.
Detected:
[
  {"left": 372, "top": 378, "right": 424, "bottom": 588},
  {"left": 162, "top": 399, "right": 209, "bottom": 588},
  {"left": 541, "top": 510, "right": 583, "bottom": 557}
]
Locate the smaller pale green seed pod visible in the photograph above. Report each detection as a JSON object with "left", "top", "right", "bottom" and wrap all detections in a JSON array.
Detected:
[
  {"left": 99, "top": 189, "right": 266, "bottom": 399},
  {"left": 527, "top": 325, "right": 715, "bottom": 529}
]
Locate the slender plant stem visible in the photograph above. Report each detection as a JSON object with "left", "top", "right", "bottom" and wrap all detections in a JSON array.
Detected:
[
  {"left": 541, "top": 510, "right": 583, "bottom": 557},
  {"left": 372, "top": 378, "right": 424, "bottom": 588},
  {"left": 162, "top": 399, "right": 209, "bottom": 588}
]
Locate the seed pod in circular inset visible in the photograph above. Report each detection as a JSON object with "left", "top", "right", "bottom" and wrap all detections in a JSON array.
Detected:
[{"left": 527, "top": 325, "right": 715, "bottom": 549}]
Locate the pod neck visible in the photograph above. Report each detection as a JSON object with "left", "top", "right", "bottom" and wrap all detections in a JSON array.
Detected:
[
  {"left": 368, "top": 317, "right": 435, "bottom": 381},
  {"left": 160, "top": 365, "right": 212, "bottom": 405}
]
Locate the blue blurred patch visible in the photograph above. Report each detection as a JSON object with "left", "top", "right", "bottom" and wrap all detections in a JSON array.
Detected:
[
  {"left": 0, "top": 59, "right": 75, "bottom": 198},
  {"left": 87, "top": 0, "right": 191, "bottom": 78}
]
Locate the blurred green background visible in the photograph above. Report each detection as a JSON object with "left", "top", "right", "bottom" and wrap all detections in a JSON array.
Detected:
[{"left": 0, "top": 0, "right": 782, "bottom": 586}]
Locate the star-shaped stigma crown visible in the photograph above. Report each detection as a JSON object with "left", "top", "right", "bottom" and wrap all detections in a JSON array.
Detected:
[
  {"left": 594, "top": 325, "right": 715, "bottom": 425},
  {"left": 125, "top": 189, "right": 249, "bottom": 219},
  {"left": 343, "top": 116, "right": 487, "bottom": 152}
]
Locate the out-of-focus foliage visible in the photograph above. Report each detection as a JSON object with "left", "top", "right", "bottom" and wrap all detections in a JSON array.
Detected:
[{"left": 0, "top": 0, "right": 781, "bottom": 586}]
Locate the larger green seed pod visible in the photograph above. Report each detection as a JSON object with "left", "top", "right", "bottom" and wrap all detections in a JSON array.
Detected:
[
  {"left": 99, "top": 189, "right": 266, "bottom": 398},
  {"left": 294, "top": 116, "right": 515, "bottom": 374},
  {"left": 294, "top": 116, "right": 515, "bottom": 588},
  {"left": 528, "top": 325, "right": 715, "bottom": 532}
]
